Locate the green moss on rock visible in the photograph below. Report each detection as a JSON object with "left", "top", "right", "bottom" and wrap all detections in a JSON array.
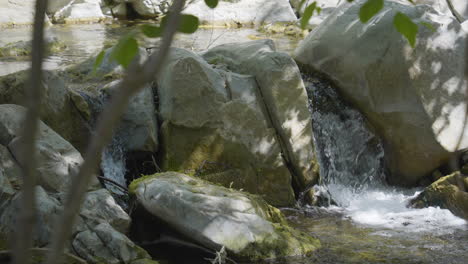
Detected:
[{"left": 410, "top": 172, "right": 468, "bottom": 219}]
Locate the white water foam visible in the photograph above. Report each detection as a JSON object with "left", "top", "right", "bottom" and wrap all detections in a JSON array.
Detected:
[{"left": 327, "top": 183, "right": 467, "bottom": 234}]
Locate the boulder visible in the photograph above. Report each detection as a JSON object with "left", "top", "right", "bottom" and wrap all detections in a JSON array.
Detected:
[
  {"left": 294, "top": 0, "right": 468, "bottom": 186},
  {"left": 77, "top": 188, "right": 131, "bottom": 234},
  {"left": 129, "top": 172, "right": 320, "bottom": 261},
  {"left": 157, "top": 46, "right": 299, "bottom": 206},
  {"left": 0, "top": 0, "right": 35, "bottom": 27},
  {"left": 98, "top": 80, "right": 158, "bottom": 153},
  {"left": 410, "top": 172, "right": 468, "bottom": 220},
  {"left": 203, "top": 40, "right": 319, "bottom": 199},
  {"left": 0, "top": 186, "right": 62, "bottom": 246},
  {"left": 73, "top": 223, "right": 150, "bottom": 264},
  {"left": 47, "top": 0, "right": 74, "bottom": 15},
  {"left": 0, "top": 70, "right": 91, "bottom": 151},
  {"left": 0, "top": 186, "right": 145, "bottom": 262},
  {"left": 53, "top": 0, "right": 106, "bottom": 24},
  {"left": 183, "top": 0, "right": 297, "bottom": 26},
  {"left": 0, "top": 104, "right": 97, "bottom": 192}
]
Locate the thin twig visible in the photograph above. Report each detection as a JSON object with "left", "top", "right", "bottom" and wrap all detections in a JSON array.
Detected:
[
  {"left": 97, "top": 176, "right": 128, "bottom": 193},
  {"left": 13, "top": 1, "right": 49, "bottom": 264},
  {"left": 45, "top": 1, "right": 187, "bottom": 264}
]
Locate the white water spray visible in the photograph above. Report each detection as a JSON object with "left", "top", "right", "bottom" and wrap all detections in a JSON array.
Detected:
[{"left": 306, "top": 76, "right": 467, "bottom": 234}]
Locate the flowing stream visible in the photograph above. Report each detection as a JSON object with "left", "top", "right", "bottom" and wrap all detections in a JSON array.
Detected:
[
  {"left": 281, "top": 74, "right": 468, "bottom": 264},
  {"left": 2, "top": 24, "right": 468, "bottom": 263}
]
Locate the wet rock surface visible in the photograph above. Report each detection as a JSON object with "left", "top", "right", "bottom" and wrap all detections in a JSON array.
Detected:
[
  {"left": 129, "top": 172, "right": 320, "bottom": 261},
  {"left": 295, "top": 0, "right": 468, "bottom": 186}
]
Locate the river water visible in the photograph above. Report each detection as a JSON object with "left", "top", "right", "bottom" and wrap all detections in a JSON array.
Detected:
[{"left": 1, "top": 23, "right": 467, "bottom": 264}]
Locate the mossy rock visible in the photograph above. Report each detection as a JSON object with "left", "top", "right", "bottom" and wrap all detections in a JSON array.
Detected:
[
  {"left": 410, "top": 172, "right": 468, "bottom": 219},
  {"left": 0, "top": 39, "right": 67, "bottom": 58},
  {"left": 130, "top": 172, "right": 320, "bottom": 262}
]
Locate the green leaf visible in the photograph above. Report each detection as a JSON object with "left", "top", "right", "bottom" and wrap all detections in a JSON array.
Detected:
[
  {"left": 300, "top": 2, "right": 317, "bottom": 29},
  {"left": 359, "top": 0, "right": 384, "bottom": 23},
  {"left": 393, "top": 12, "right": 418, "bottom": 47},
  {"left": 141, "top": 24, "right": 163, "bottom": 38},
  {"left": 110, "top": 36, "right": 139, "bottom": 68},
  {"left": 161, "top": 14, "right": 199, "bottom": 34},
  {"left": 93, "top": 50, "right": 105, "bottom": 73},
  {"left": 178, "top": 14, "right": 199, "bottom": 34},
  {"left": 204, "top": 0, "right": 218, "bottom": 8}
]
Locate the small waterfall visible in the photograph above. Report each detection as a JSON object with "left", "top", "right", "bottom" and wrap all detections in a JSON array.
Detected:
[
  {"left": 81, "top": 90, "right": 128, "bottom": 197},
  {"left": 305, "top": 74, "right": 466, "bottom": 233},
  {"left": 101, "top": 135, "right": 127, "bottom": 196},
  {"left": 306, "top": 75, "right": 385, "bottom": 190}
]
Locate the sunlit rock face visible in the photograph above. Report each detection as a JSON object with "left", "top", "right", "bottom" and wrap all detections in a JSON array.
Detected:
[
  {"left": 0, "top": 0, "right": 35, "bottom": 26},
  {"left": 295, "top": 0, "right": 468, "bottom": 186},
  {"left": 47, "top": 0, "right": 75, "bottom": 15},
  {"left": 53, "top": 0, "right": 106, "bottom": 24},
  {"left": 130, "top": 172, "right": 320, "bottom": 261},
  {"left": 183, "top": 0, "right": 297, "bottom": 25},
  {"left": 157, "top": 41, "right": 317, "bottom": 206}
]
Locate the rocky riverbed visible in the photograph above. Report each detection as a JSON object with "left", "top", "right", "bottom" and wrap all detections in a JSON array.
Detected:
[{"left": 1, "top": 0, "right": 468, "bottom": 264}]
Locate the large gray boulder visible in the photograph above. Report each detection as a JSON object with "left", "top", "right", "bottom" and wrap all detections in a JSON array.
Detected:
[
  {"left": 0, "top": 186, "right": 62, "bottom": 247},
  {"left": 157, "top": 42, "right": 317, "bottom": 206},
  {"left": 295, "top": 0, "right": 468, "bottom": 186},
  {"left": 203, "top": 40, "right": 319, "bottom": 199},
  {"left": 0, "top": 104, "right": 94, "bottom": 192},
  {"left": 0, "top": 186, "right": 147, "bottom": 262},
  {"left": 73, "top": 223, "right": 150, "bottom": 264},
  {"left": 0, "top": 70, "right": 91, "bottom": 151},
  {"left": 130, "top": 172, "right": 320, "bottom": 261},
  {"left": 183, "top": 0, "right": 297, "bottom": 26},
  {"left": 47, "top": 0, "right": 75, "bottom": 15}
]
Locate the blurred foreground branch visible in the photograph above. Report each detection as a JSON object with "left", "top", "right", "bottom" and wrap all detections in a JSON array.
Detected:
[
  {"left": 13, "top": 1, "right": 49, "bottom": 264},
  {"left": 45, "top": 1, "right": 186, "bottom": 263}
]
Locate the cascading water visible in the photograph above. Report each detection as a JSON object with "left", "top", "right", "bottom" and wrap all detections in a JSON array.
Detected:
[
  {"left": 101, "top": 135, "right": 127, "bottom": 196},
  {"left": 304, "top": 74, "right": 467, "bottom": 234},
  {"left": 82, "top": 90, "right": 128, "bottom": 197}
]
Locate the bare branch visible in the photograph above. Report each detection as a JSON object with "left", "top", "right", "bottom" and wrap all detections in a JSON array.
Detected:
[
  {"left": 45, "top": 1, "right": 186, "bottom": 263},
  {"left": 13, "top": 1, "right": 49, "bottom": 264},
  {"left": 445, "top": 0, "right": 464, "bottom": 23}
]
